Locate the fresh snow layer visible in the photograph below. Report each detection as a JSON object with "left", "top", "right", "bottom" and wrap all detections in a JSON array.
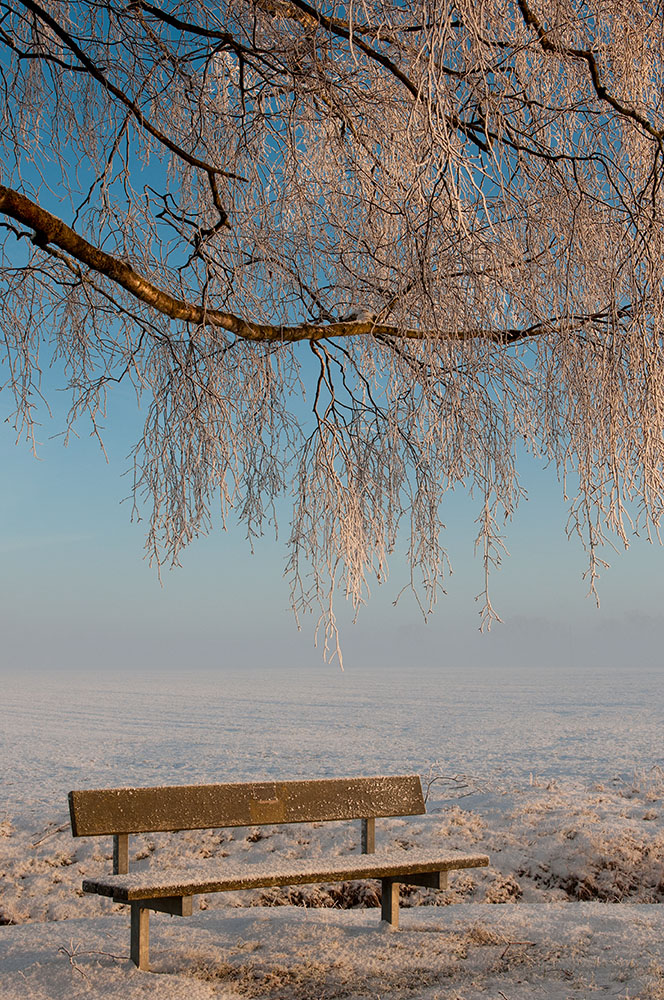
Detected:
[
  {"left": 2, "top": 904, "right": 664, "bottom": 999},
  {"left": 83, "top": 848, "right": 489, "bottom": 899},
  {"left": 1, "top": 663, "right": 663, "bottom": 997},
  {"left": 3, "top": 662, "right": 663, "bottom": 818}
]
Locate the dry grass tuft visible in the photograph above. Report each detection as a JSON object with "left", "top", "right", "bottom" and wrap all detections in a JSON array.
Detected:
[
  {"left": 253, "top": 880, "right": 381, "bottom": 910},
  {"left": 484, "top": 873, "right": 522, "bottom": 903},
  {"left": 189, "top": 955, "right": 441, "bottom": 998}
]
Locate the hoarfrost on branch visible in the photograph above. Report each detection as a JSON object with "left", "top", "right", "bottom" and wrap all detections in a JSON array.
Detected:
[{"left": 1, "top": 0, "right": 663, "bottom": 659}]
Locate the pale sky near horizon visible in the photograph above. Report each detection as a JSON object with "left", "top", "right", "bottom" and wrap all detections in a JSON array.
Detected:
[{"left": 2, "top": 368, "right": 663, "bottom": 677}]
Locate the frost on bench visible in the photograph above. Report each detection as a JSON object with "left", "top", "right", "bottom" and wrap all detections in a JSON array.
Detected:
[
  {"left": 83, "top": 849, "right": 488, "bottom": 899},
  {"left": 68, "top": 775, "right": 490, "bottom": 971}
]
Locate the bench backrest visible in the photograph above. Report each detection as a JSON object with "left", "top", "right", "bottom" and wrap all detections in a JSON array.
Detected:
[{"left": 69, "top": 774, "right": 426, "bottom": 837}]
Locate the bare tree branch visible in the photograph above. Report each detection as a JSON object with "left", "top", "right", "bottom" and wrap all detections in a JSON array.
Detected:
[{"left": 0, "top": 0, "right": 662, "bottom": 656}]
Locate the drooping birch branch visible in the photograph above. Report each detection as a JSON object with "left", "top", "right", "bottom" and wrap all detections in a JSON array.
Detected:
[{"left": 0, "top": 0, "right": 662, "bottom": 658}]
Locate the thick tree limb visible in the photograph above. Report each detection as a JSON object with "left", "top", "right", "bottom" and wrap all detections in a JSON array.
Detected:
[{"left": 0, "top": 184, "right": 534, "bottom": 345}]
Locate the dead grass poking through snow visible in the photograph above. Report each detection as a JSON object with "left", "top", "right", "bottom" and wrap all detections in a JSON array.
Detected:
[
  {"left": 188, "top": 954, "right": 443, "bottom": 998},
  {"left": 643, "top": 962, "right": 664, "bottom": 1000}
]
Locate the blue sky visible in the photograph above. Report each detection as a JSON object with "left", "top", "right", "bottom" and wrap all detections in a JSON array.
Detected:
[{"left": 2, "top": 362, "right": 663, "bottom": 676}]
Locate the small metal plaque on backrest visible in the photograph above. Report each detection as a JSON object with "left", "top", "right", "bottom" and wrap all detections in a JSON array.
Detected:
[{"left": 249, "top": 796, "right": 286, "bottom": 824}]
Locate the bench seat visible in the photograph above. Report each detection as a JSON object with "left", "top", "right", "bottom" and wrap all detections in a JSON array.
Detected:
[{"left": 83, "top": 847, "right": 489, "bottom": 901}]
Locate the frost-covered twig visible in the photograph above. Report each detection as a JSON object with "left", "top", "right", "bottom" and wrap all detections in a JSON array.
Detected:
[
  {"left": 31, "top": 822, "right": 69, "bottom": 847},
  {"left": 423, "top": 765, "right": 484, "bottom": 804},
  {"left": 58, "top": 940, "right": 126, "bottom": 980},
  {"left": 58, "top": 943, "right": 91, "bottom": 982},
  {"left": 500, "top": 940, "right": 535, "bottom": 959}
]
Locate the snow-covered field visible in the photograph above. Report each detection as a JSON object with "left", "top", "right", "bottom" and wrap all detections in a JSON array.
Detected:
[{"left": 1, "top": 663, "right": 663, "bottom": 998}]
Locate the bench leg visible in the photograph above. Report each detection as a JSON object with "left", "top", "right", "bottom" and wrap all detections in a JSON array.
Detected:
[
  {"left": 130, "top": 903, "right": 150, "bottom": 970},
  {"left": 381, "top": 878, "right": 400, "bottom": 929}
]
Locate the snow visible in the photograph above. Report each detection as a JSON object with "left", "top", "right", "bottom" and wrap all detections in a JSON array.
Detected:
[
  {"left": 1, "top": 663, "right": 663, "bottom": 997},
  {"left": 2, "top": 905, "right": 664, "bottom": 999}
]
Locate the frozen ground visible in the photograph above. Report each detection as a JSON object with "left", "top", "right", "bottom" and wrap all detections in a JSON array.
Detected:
[
  {"left": 3, "top": 904, "right": 664, "bottom": 999},
  {"left": 1, "top": 663, "right": 663, "bottom": 997}
]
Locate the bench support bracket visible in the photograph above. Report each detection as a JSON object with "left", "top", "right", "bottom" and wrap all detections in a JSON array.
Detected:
[
  {"left": 113, "top": 833, "right": 129, "bottom": 875},
  {"left": 129, "top": 896, "right": 193, "bottom": 971},
  {"left": 380, "top": 870, "right": 448, "bottom": 930},
  {"left": 400, "top": 870, "right": 448, "bottom": 890},
  {"left": 361, "top": 817, "right": 375, "bottom": 853}
]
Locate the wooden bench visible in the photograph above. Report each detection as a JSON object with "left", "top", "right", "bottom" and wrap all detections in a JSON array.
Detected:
[{"left": 68, "top": 774, "right": 489, "bottom": 971}]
